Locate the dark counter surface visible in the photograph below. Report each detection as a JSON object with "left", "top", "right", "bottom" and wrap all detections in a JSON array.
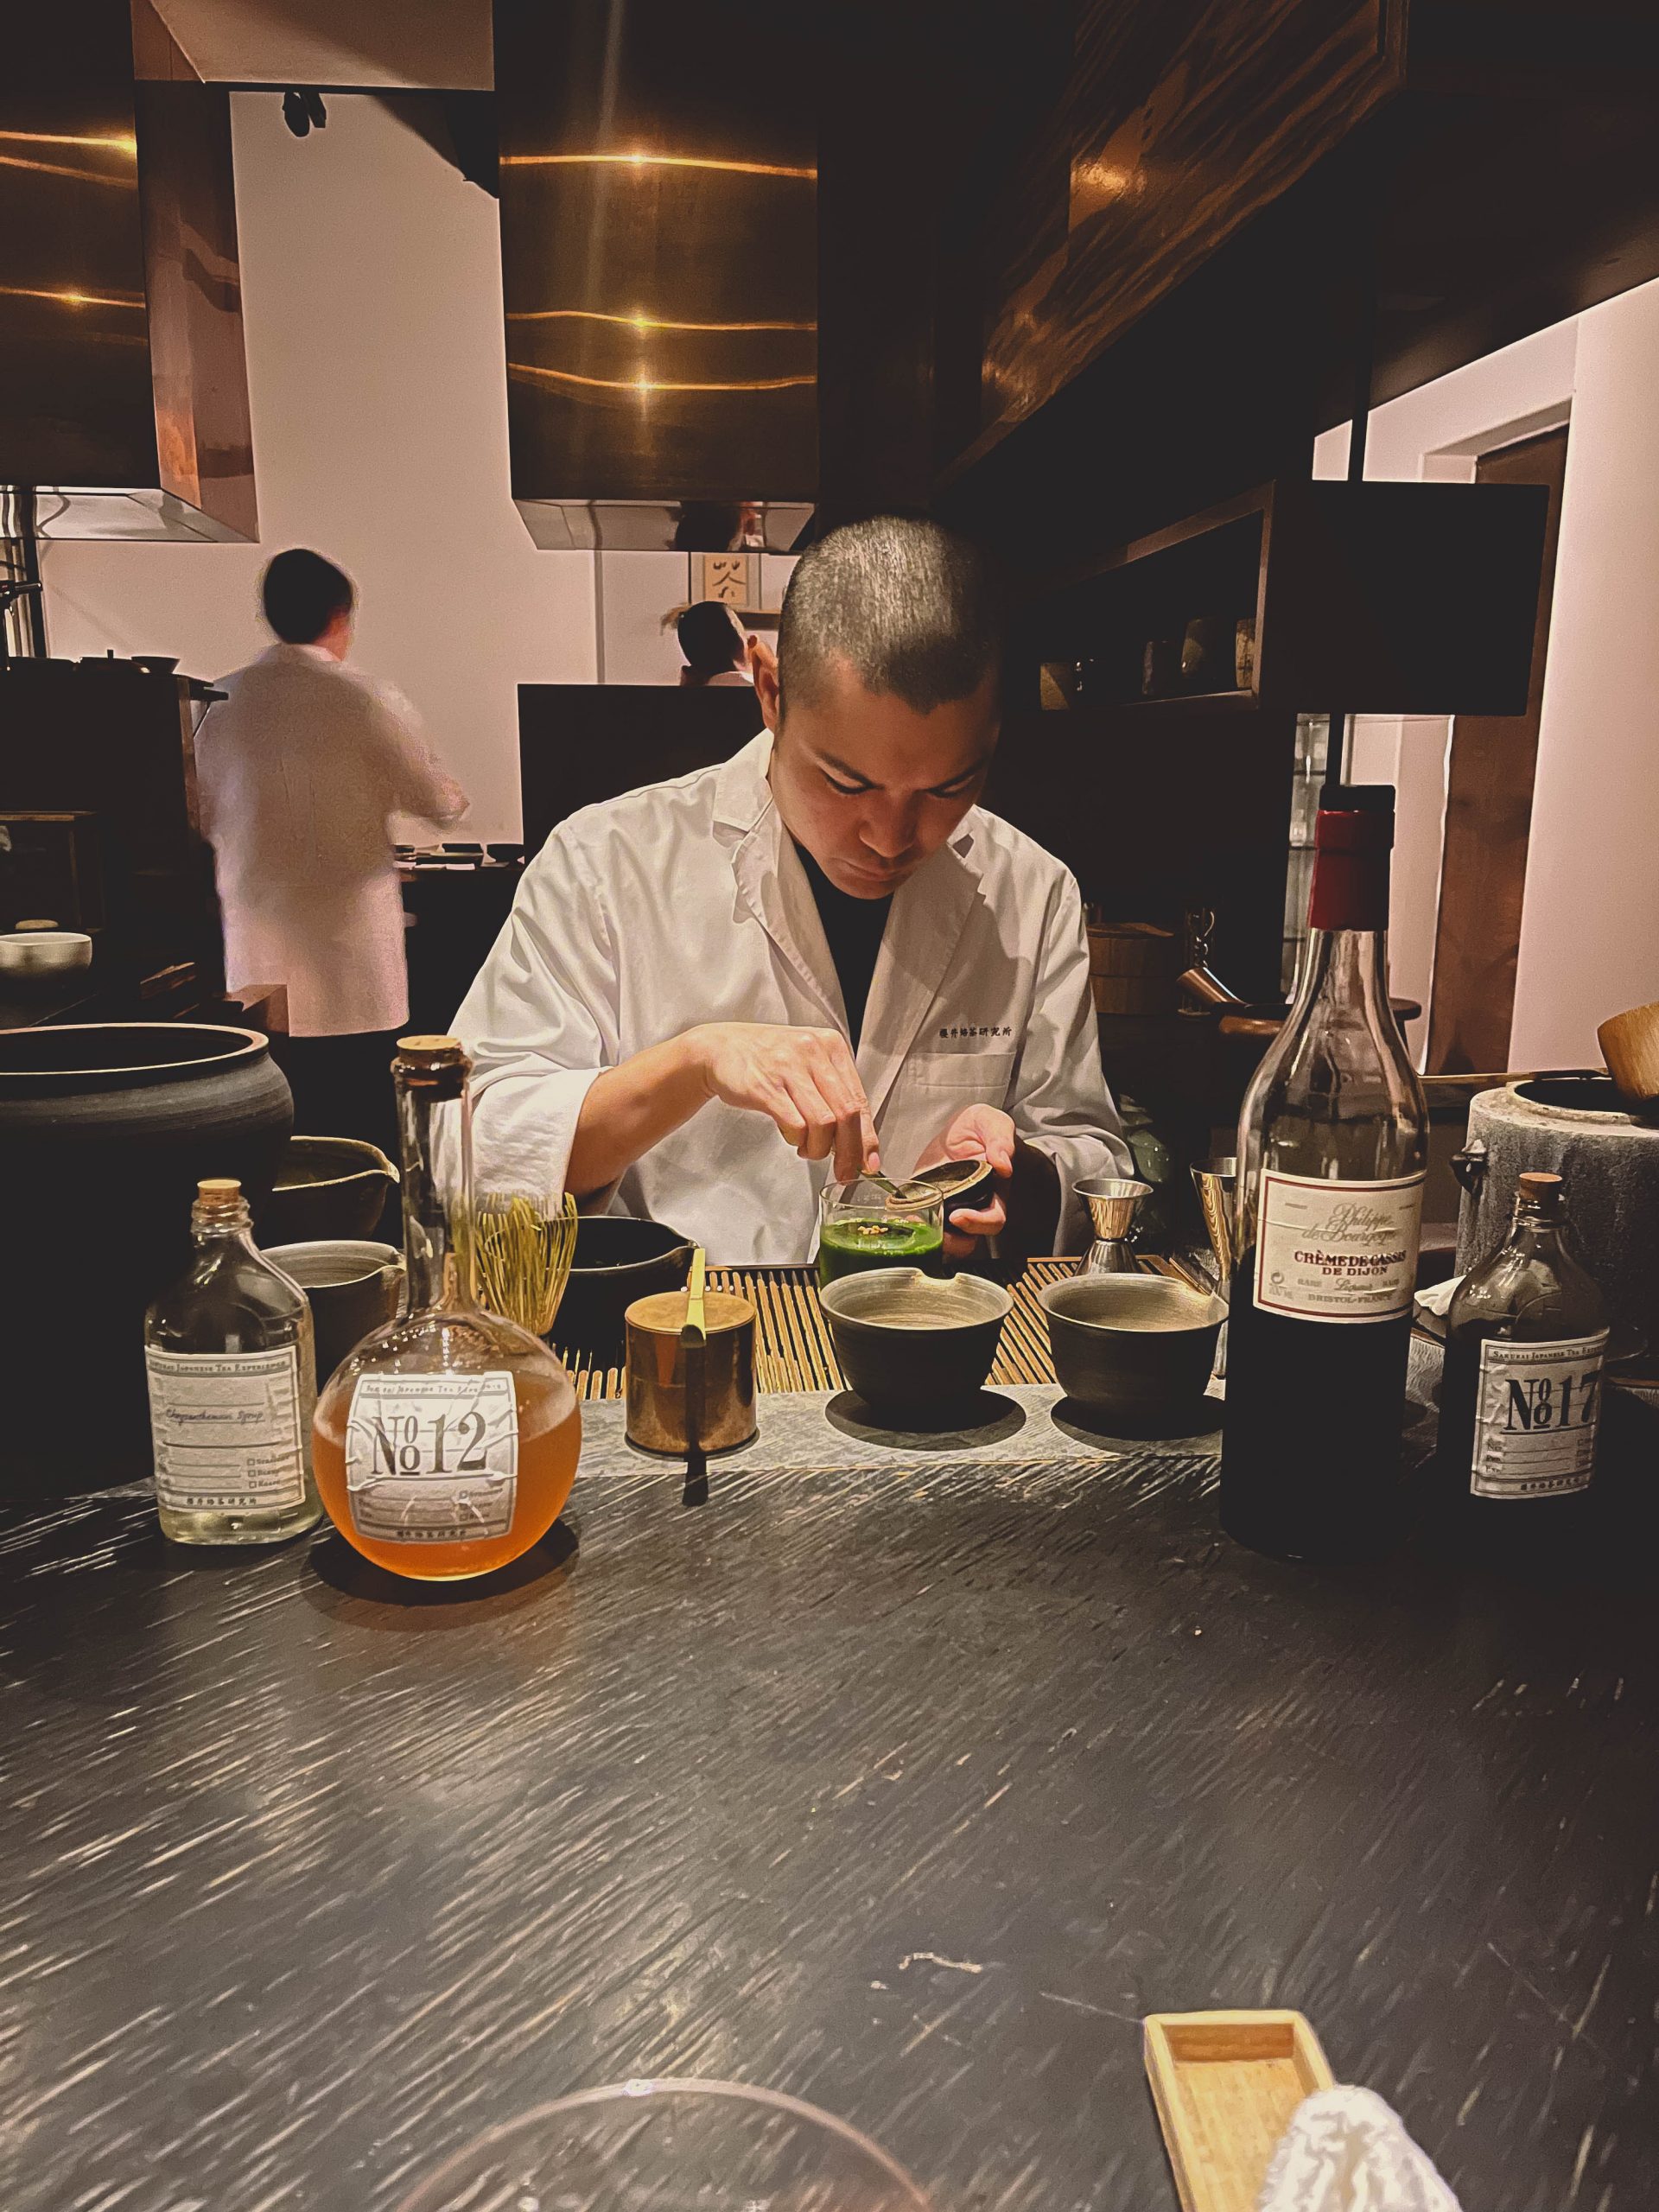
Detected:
[{"left": 3, "top": 1393, "right": 1656, "bottom": 2212}]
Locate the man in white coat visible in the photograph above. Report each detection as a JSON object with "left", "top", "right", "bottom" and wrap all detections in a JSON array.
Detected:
[
  {"left": 197, "top": 549, "right": 468, "bottom": 1150},
  {"left": 456, "top": 517, "right": 1130, "bottom": 1264}
]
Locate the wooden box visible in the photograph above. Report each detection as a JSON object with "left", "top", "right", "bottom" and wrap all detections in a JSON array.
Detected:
[{"left": 1144, "top": 2008, "right": 1335, "bottom": 2212}]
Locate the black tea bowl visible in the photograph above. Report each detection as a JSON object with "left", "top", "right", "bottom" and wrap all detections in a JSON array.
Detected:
[{"left": 819, "top": 1267, "right": 1012, "bottom": 1418}]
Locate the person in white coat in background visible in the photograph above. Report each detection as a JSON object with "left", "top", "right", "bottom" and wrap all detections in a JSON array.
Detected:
[
  {"left": 676, "top": 600, "right": 755, "bottom": 688},
  {"left": 455, "top": 516, "right": 1130, "bottom": 1264},
  {"left": 197, "top": 549, "right": 468, "bottom": 1152}
]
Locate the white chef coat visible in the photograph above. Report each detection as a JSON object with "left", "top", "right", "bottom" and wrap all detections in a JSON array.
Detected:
[
  {"left": 196, "top": 644, "right": 467, "bottom": 1036},
  {"left": 455, "top": 732, "right": 1129, "bottom": 1263}
]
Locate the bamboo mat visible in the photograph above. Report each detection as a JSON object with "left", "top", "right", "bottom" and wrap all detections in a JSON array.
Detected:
[{"left": 560, "top": 1258, "right": 1091, "bottom": 1402}]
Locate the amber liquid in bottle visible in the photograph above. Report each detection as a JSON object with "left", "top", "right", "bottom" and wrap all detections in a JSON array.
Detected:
[
  {"left": 313, "top": 1370, "right": 579, "bottom": 1580},
  {"left": 312, "top": 1036, "right": 580, "bottom": 1580}
]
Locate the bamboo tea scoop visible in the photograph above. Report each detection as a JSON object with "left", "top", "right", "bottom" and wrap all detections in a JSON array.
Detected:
[{"left": 680, "top": 1248, "right": 709, "bottom": 1509}]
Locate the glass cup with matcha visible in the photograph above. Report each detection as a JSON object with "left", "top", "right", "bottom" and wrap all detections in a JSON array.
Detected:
[{"left": 817, "top": 1177, "right": 946, "bottom": 1288}]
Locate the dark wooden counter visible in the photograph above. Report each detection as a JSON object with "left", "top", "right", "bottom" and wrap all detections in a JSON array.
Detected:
[{"left": 3, "top": 1383, "right": 1657, "bottom": 2212}]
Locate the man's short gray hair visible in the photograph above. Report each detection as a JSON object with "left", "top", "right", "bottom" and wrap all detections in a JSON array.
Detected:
[{"left": 776, "top": 516, "right": 1003, "bottom": 720}]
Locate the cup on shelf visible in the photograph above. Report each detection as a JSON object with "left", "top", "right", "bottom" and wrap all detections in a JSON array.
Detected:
[
  {"left": 1180, "top": 615, "right": 1229, "bottom": 693},
  {"left": 1142, "top": 632, "right": 1182, "bottom": 698}
]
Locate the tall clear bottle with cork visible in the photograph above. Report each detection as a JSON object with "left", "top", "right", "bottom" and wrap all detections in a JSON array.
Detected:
[
  {"left": 144, "top": 1179, "right": 322, "bottom": 1544},
  {"left": 311, "top": 1036, "right": 581, "bottom": 1580}
]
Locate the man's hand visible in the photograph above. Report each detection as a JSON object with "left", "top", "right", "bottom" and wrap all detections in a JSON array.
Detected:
[
  {"left": 691, "top": 1022, "right": 878, "bottom": 1185},
  {"left": 917, "top": 1103, "right": 1016, "bottom": 1260}
]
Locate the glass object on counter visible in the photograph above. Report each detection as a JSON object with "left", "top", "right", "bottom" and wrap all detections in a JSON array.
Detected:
[
  {"left": 817, "top": 1175, "right": 945, "bottom": 1288},
  {"left": 394, "top": 2077, "right": 932, "bottom": 2212},
  {"left": 1436, "top": 1171, "right": 1607, "bottom": 1547},
  {"left": 144, "top": 1178, "right": 321, "bottom": 1546},
  {"left": 312, "top": 1037, "right": 580, "bottom": 1580},
  {"left": 1222, "top": 786, "right": 1428, "bottom": 1561}
]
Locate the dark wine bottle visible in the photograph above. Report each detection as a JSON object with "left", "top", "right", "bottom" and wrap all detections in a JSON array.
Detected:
[
  {"left": 1435, "top": 1171, "right": 1607, "bottom": 1554},
  {"left": 1221, "top": 785, "right": 1428, "bottom": 1559}
]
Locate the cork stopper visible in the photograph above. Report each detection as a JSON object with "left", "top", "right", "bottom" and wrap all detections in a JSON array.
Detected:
[
  {"left": 397, "top": 1033, "right": 464, "bottom": 1065},
  {"left": 194, "top": 1177, "right": 245, "bottom": 1223},
  {"left": 395, "top": 1033, "right": 468, "bottom": 1093},
  {"left": 1516, "top": 1169, "right": 1566, "bottom": 1222}
]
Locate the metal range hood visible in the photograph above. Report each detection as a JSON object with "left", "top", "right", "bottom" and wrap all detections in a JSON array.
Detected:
[
  {"left": 495, "top": 1, "right": 817, "bottom": 553},
  {"left": 0, "top": 4, "right": 257, "bottom": 544}
]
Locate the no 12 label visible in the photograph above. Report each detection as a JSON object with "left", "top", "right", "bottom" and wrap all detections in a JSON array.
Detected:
[{"left": 344, "top": 1371, "right": 518, "bottom": 1542}]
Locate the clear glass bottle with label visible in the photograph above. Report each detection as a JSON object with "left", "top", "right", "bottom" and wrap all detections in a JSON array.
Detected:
[
  {"left": 144, "top": 1178, "right": 322, "bottom": 1545},
  {"left": 1221, "top": 785, "right": 1429, "bottom": 1560},
  {"left": 1436, "top": 1171, "right": 1607, "bottom": 1549},
  {"left": 311, "top": 1037, "right": 581, "bottom": 1580}
]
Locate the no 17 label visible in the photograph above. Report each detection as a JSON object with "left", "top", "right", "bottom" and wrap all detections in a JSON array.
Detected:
[{"left": 1471, "top": 1332, "right": 1608, "bottom": 1498}]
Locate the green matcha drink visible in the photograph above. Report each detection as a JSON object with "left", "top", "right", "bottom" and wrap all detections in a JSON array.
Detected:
[{"left": 817, "top": 1215, "right": 946, "bottom": 1287}]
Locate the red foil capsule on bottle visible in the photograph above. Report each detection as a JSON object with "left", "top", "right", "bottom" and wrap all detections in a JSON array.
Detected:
[{"left": 1308, "top": 790, "right": 1395, "bottom": 933}]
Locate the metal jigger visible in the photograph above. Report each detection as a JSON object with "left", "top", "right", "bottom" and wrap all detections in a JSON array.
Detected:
[
  {"left": 1189, "top": 1154, "right": 1237, "bottom": 1379},
  {"left": 1190, "top": 1155, "right": 1237, "bottom": 1290},
  {"left": 1076, "top": 1177, "right": 1153, "bottom": 1274}
]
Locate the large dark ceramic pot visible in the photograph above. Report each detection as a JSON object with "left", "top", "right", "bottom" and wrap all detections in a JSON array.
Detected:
[
  {"left": 551, "top": 1215, "right": 695, "bottom": 1367},
  {"left": 0, "top": 1025, "right": 293, "bottom": 1499}
]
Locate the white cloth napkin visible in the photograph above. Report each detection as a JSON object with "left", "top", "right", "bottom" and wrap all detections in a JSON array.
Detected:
[
  {"left": 1414, "top": 1274, "right": 1464, "bottom": 1319},
  {"left": 1256, "top": 2087, "right": 1461, "bottom": 2212}
]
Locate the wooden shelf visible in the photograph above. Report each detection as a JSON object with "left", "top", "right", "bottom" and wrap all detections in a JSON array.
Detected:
[
  {"left": 1020, "top": 475, "right": 1548, "bottom": 720},
  {"left": 928, "top": 3, "right": 1659, "bottom": 568},
  {"left": 1046, "top": 687, "right": 1259, "bottom": 718}
]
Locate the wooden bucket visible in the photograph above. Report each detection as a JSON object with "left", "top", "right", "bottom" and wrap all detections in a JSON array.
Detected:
[{"left": 1087, "top": 921, "right": 1179, "bottom": 1016}]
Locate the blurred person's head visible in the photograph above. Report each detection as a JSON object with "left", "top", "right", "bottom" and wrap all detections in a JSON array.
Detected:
[
  {"left": 759, "top": 517, "right": 1004, "bottom": 899},
  {"left": 262, "top": 549, "right": 355, "bottom": 658},
  {"left": 677, "top": 600, "right": 748, "bottom": 683}
]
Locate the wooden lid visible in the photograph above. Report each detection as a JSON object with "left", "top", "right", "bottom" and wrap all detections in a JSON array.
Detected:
[{"left": 626, "top": 1288, "right": 755, "bottom": 1338}]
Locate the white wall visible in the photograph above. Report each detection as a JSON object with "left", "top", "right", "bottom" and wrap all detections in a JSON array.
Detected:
[
  {"left": 40, "top": 92, "right": 594, "bottom": 841},
  {"left": 598, "top": 553, "right": 694, "bottom": 685},
  {"left": 1510, "top": 282, "right": 1659, "bottom": 1067},
  {"left": 1314, "top": 316, "right": 1583, "bottom": 1066}
]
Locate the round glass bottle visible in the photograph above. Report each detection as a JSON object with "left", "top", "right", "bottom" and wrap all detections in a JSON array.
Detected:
[
  {"left": 312, "top": 1037, "right": 581, "bottom": 1580},
  {"left": 144, "top": 1178, "right": 322, "bottom": 1545}
]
